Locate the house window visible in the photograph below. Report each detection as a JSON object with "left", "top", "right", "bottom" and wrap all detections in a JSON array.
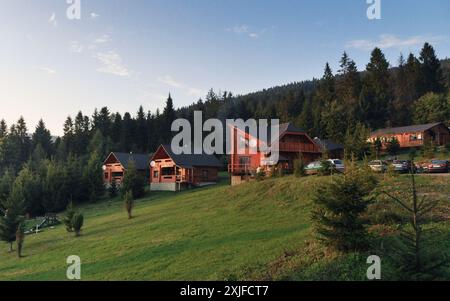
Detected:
[
  {"left": 104, "top": 172, "right": 109, "bottom": 180},
  {"left": 153, "top": 171, "right": 159, "bottom": 178},
  {"left": 112, "top": 172, "right": 124, "bottom": 178},
  {"left": 202, "top": 170, "right": 209, "bottom": 181},
  {"left": 161, "top": 167, "right": 175, "bottom": 176},
  {"left": 239, "top": 156, "right": 250, "bottom": 165}
]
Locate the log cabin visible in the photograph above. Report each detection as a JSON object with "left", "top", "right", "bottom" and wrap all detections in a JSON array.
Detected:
[
  {"left": 103, "top": 152, "right": 150, "bottom": 185},
  {"left": 369, "top": 122, "right": 450, "bottom": 149},
  {"left": 150, "top": 144, "right": 223, "bottom": 191},
  {"left": 228, "top": 123, "right": 322, "bottom": 185}
]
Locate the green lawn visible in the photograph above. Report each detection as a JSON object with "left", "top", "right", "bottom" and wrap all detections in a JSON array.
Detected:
[{"left": 0, "top": 173, "right": 448, "bottom": 280}]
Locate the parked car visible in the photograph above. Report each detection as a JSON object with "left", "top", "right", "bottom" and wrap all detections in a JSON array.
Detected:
[
  {"left": 305, "top": 159, "right": 345, "bottom": 175},
  {"left": 424, "top": 160, "right": 449, "bottom": 173},
  {"left": 305, "top": 161, "right": 322, "bottom": 175},
  {"left": 329, "top": 159, "right": 345, "bottom": 173},
  {"left": 391, "top": 160, "right": 414, "bottom": 173},
  {"left": 369, "top": 160, "right": 388, "bottom": 173}
]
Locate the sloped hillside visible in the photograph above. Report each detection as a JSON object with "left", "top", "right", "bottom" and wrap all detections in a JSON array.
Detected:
[{"left": 0, "top": 174, "right": 448, "bottom": 280}]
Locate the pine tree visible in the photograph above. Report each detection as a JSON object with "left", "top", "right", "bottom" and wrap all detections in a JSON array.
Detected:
[
  {"left": 419, "top": 43, "right": 446, "bottom": 95},
  {"left": 135, "top": 106, "right": 148, "bottom": 152},
  {"left": 32, "top": 119, "right": 53, "bottom": 158},
  {"left": 336, "top": 52, "right": 361, "bottom": 127},
  {"left": 312, "top": 160, "right": 377, "bottom": 252},
  {"left": 83, "top": 151, "right": 105, "bottom": 201},
  {"left": 382, "top": 155, "right": 449, "bottom": 280},
  {"left": 121, "top": 160, "right": 145, "bottom": 199},
  {"left": 0, "top": 119, "right": 7, "bottom": 139},
  {"left": 360, "top": 47, "right": 391, "bottom": 128},
  {"left": 124, "top": 190, "right": 134, "bottom": 219},
  {"left": 162, "top": 94, "right": 177, "bottom": 143},
  {"left": 0, "top": 198, "right": 24, "bottom": 252},
  {"left": 64, "top": 201, "right": 76, "bottom": 233}
]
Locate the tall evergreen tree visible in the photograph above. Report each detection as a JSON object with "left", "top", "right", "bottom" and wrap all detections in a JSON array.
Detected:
[
  {"left": 0, "top": 119, "right": 7, "bottom": 139},
  {"left": 162, "top": 94, "right": 177, "bottom": 143},
  {"left": 419, "top": 43, "right": 446, "bottom": 95},
  {"left": 360, "top": 47, "right": 391, "bottom": 129},
  {"left": 135, "top": 106, "right": 148, "bottom": 152},
  {"left": 336, "top": 52, "right": 361, "bottom": 128},
  {"left": 32, "top": 119, "right": 53, "bottom": 158}
]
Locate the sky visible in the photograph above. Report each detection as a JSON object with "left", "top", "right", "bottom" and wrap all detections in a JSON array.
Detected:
[{"left": 0, "top": 0, "right": 449, "bottom": 136}]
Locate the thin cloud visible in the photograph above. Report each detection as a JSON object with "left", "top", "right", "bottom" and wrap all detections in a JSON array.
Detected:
[
  {"left": 226, "top": 25, "right": 264, "bottom": 39},
  {"left": 157, "top": 75, "right": 183, "bottom": 88},
  {"left": 158, "top": 75, "right": 205, "bottom": 98},
  {"left": 90, "top": 12, "right": 100, "bottom": 19},
  {"left": 94, "top": 51, "right": 131, "bottom": 77},
  {"left": 38, "top": 67, "right": 57, "bottom": 75},
  {"left": 346, "top": 34, "right": 448, "bottom": 51}
]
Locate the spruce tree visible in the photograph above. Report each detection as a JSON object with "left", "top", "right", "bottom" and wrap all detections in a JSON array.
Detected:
[
  {"left": 419, "top": 43, "right": 446, "bottom": 95},
  {"left": 382, "top": 155, "right": 449, "bottom": 280},
  {"left": 312, "top": 160, "right": 378, "bottom": 252},
  {"left": 0, "top": 198, "right": 24, "bottom": 252},
  {"left": 360, "top": 47, "right": 391, "bottom": 128}
]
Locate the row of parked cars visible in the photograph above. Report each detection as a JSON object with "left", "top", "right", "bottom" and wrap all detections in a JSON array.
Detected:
[
  {"left": 368, "top": 159, "right": 450, "bottom": 174},
  {"left": 304, "top": 158, "right": 450, "bottom": 175}
]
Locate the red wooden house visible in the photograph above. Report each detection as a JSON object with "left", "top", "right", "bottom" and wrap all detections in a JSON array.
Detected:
[
  {"left": 369, "top": 122, "right": 450, "bottom": 149},
  {"left": 103, "top": 152, "right": 150, "bottom": 185},
  {"left": 150, "top": 144, "right": 223, "bottom": 191},
  {"left": 228, "top": 123, "right": 322, "bottom": 185}
]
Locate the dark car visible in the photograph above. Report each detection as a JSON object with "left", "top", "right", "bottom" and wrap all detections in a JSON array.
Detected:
[
  {"left": 425, "top": 160, "right": 449, "bottom": 173},
  {"left": 391, "top": 160, "right": 414, "bottom": 173}
]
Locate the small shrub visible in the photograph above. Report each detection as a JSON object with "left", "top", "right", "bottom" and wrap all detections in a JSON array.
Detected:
[
  {"left": 108, "top": 179, "right": 118, "bottom": 198},
  {"left": 294, "top": 158, "right": 306, "bottom": 178},
  {"left": 16, "top": 221, "right": 25, "bottom": 258},
  {"left": 63, "top": 202, "right": 75, "bottom": 233},
  {"left": 318, "top": 160, "right": 332, "bottom": 176},
  {"left": 72, "top": 213, "right": 84, "bottom": 237},
  {"left": 255, "top": 170, "right": 265, "bottom": 181},
  {"left": 277, "top": 166, "right": 285, "bottom": 177},
  {"left": 124, "top": 190, "right": 134, "bottom": 219}
]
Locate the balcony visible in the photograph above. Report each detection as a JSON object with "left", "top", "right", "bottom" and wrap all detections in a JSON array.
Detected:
[{"left": 278, "top": 142, "right": 320, "bottom": 153}]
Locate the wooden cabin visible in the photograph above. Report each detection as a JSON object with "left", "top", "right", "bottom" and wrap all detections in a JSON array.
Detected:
[
  {"left": 369, "top": 122, "right": 450, "bottom": 149},
  {"left": 150, "top": 145, "right": 222, "bottom": 191},
  {"left": 103, "top": 152, "right": 150, "bottom": 185},
  {"left": 228, "top": 123, "right": 322, "bottom": 185}
]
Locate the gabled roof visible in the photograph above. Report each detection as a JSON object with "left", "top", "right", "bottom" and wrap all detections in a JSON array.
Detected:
[
  {"left": 370, "top": 122, "right": 448, "bottom": 136},
  {"left": 314, "top": 138, "right": 344, "bottom": 152},
  {"left": 153, "top": 145, "right": 223, "bottom": 169},
  {"left": 105, "top": 152, "right": 150, "bottom": 170}
]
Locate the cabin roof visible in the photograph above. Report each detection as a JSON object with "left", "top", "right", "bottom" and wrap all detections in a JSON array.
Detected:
[
  {"left": 106, "top": 152, "right": 150, "bottom": 170},
  {"left": 154, "top": 145, "right": 223, "bottom": 169},
  {"left": 314, "top": 138, "right": 344, "bottom": 152},
  {"left": 370, "top": 122, "right": 447, "bottom": 136}
]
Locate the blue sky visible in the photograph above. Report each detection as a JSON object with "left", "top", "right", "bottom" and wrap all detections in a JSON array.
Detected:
[{"left": 1, "top": 0, "right": 449, "bottom": 135}]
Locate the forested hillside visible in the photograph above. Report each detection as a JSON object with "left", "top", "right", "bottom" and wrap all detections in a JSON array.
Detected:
[{"left": 0, "top": 43, "right": 449, "bottom": 216}]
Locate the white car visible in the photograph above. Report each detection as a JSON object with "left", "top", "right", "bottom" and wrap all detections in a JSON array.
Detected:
[{"left": 328, "top": 159, "right": 345, "bottom": 173}]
